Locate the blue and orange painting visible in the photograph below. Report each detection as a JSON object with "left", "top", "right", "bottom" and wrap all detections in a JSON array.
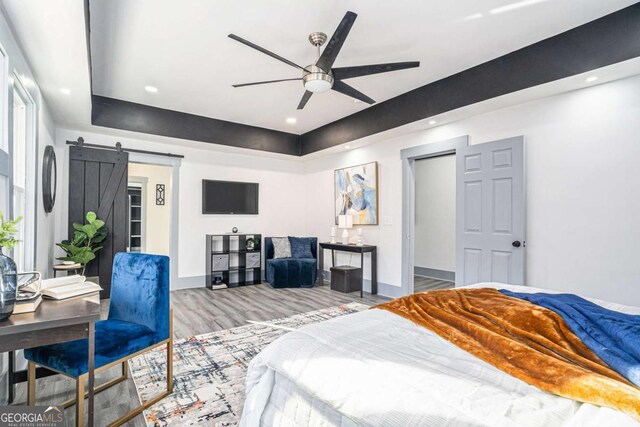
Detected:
[{"left": 334, "top": 161, "right": 378, "bottom": 225}]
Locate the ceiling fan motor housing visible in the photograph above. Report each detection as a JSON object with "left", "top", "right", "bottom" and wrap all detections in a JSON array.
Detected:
[{"left": 303, "top": 65, "right": 334, "bottom": 92}]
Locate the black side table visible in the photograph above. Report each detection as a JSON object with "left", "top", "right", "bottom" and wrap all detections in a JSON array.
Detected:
[{"left": 318, "top": 242, "right": 377, "bottom": 295}]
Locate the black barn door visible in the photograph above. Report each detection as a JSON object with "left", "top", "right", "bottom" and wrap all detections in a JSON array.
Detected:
[{"left": 68, "top": 146, "right": 128, "bottom": 298}]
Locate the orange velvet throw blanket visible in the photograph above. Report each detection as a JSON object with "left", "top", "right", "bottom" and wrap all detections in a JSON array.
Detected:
[{"left": 374, "top": 288, "right": 640, "bottom": 420}]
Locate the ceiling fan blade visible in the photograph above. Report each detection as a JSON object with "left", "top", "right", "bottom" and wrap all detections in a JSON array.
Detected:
[
  {"left": 316, "top": 11, "right": 357, "bottom": 73},
  {"left": 297, "top": 91, "right": 313, "bottom": 110},
  {"left": 228, "top": 34, "right": 306, "bottom": 71},
  {"left": 332, "top": 61, "right": 420, "bottom": 80},
  {"left": 332, "top": 80, "right": 375, "bottom": 104},
  {"left": 232, "top": 78, "right": 301, "bottom": 88}
]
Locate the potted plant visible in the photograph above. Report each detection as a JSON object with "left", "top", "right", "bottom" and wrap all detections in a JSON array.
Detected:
[
  {"left": 56, "top": 211, "right": 107, "bottom": 277},
  {"left": 0, "top": 213, "right": 22, "bottom": 320},
  {"left": 245, "top": 236, "right": 261, "bottom": 251}
]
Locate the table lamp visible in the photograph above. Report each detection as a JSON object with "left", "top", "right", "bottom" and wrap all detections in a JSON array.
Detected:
[{"left": 338, "top": 215, "right": 353, "bottom": 245}]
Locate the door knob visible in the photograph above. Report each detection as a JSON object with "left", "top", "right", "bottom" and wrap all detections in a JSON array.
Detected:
[{"left": 512, "top": 241, "right": 521, "bottom": 248}]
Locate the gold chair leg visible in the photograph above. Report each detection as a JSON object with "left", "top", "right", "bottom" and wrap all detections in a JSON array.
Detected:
[
  {"left": 61, "top": 370, "right": 129, "bottom": 409},
  {"left": 76, "top": 374, "right": 86, "bottom": 427},
  {"left": 27, "top": 362, "right": 36, "bottom": 405},
  {"left": 167, "top": 310, "right": 173, "bottom": 393}
]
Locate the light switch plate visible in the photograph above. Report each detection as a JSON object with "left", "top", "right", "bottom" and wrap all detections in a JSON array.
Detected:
[{"left": 382, "top": 216, "right": 393, "bottom": 225}]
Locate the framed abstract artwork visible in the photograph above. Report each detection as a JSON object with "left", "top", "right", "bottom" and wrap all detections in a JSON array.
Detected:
[{"left": 334, "top": 161, "right": 378, "bottom": 225}]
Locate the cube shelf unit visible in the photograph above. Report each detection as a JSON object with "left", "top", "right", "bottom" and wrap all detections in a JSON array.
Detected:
[{"left": 206, "top": 233, "right": 262, "bottom": 289}]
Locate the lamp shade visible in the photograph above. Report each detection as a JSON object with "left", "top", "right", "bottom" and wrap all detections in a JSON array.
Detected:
[{"left": 338, "top": 215, "right": 353, "bottom": 229}]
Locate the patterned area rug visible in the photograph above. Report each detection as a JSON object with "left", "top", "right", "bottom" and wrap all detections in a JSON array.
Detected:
[{"left": 130, "top": 302, "right": 369, "bottom": 426}]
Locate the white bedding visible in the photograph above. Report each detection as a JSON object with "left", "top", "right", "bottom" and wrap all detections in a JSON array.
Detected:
[{"left": 241, "top": 283, "right": 640, "bottom": 426}]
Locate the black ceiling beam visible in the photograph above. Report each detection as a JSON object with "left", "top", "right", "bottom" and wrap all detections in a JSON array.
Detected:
[
  {"left": 299, "top": 3, "right": 640, "bottom": 155},
  {"left": 91, "top": 95, "right": 301, "bottom": 156}
]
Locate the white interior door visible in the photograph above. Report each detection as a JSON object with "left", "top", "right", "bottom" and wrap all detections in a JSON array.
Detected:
[{"left": 456, "top": 136, "right": 525, "bottom": 286}]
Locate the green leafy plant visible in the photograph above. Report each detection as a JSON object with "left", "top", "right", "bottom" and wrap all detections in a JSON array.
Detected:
[
  {"left": 56, "top": 211, "right": 107, "bottom": 273},
  {"left": 0, "top": 212, "right": 23, "bottom": 251},
  {"left": 246, "top": 236, "right": 261, "bottom": 251}
]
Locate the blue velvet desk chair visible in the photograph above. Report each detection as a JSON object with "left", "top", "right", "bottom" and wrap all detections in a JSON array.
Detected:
[{"left": 25, "top": 253, "right": 173, "bottom": 426}]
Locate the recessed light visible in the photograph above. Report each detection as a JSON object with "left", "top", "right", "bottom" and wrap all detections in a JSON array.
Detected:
[
  {"left": 286, "top": 117, "right": 297, "bottom": 124},
  {"left": 353, "top": 99, "right": 361, "bottom": 103},
  {"left": 345, "top": 145, "right": 351, "bottom": 149},
  {"left": 585, "top": 76, "right": 598, "bottom": 83},
  {"left": 145, "top": 85, "right": 158, "bottom": 93},
  {"left": 429, "top": 120, "right": 437, "bottom": 125},
  {"left": 59, "top": 88, "right": 71, "bottom": 95}
]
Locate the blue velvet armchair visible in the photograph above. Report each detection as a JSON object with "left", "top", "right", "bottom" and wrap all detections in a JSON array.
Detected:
[
  {"left": 25, "top": 253, "right": 173, "bottom": 426},
  {"left": 265, "top": 237, "right": 318, "bottom": 288}
]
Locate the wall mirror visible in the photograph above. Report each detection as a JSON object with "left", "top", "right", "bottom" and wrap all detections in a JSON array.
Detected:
[{"left": 42, "top": 145, "right": 56, "bottom": 213}]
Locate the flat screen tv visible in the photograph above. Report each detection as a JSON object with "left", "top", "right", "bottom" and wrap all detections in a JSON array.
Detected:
[{"left": 202, "top": 180, "right": 259, "bottom": 214}]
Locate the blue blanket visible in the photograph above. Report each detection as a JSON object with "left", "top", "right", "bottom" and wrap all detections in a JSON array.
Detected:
[{"left": 500, "top": 290, "right": 640, "bottom": 387}]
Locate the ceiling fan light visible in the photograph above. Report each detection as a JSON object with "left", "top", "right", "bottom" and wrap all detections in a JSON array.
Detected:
[
  {"left": 303, "top": 66, "right": 334, "bottom": 93},
  {"left": 304, "top": 79, "right": 332, "bottom": 93}
]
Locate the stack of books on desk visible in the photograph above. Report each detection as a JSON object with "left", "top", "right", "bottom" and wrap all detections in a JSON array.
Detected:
[{"left": 41, "top": 275, "right": 102, "bottom": 300}]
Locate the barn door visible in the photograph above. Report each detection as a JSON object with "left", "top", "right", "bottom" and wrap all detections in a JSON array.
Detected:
[
  {"left": 455, "top": 136, "right": 525, "bottom": 287},
  {"left": 68, "top": 146, "right": 128, "bottom": 298}
]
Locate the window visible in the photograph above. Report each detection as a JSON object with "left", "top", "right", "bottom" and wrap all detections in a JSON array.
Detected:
[
  {"left": 0, "top": 46, "right": 8, "bottom": 216},
  {"left": 11, "top": 86, "right": 26, "bottom": 269},
  {"left": 10, "top": 75, "right": 35, "bottom": 271}
]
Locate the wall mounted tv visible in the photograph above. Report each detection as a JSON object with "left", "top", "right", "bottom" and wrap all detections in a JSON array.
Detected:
[{"left": 202, "top": 180, "right": 259, "bottom": 214}]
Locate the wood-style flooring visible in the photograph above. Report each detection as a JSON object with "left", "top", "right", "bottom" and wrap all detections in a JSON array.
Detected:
[
  {"left": 414, "top": 276, "right": 455, "bottom": 293},
  {"left": 11, "top": 282, "right": 390, "bottom": 426}
]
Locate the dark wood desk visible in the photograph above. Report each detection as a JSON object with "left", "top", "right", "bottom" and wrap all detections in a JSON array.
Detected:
[
  {"left": 318, "top": 242, "right": 377, "bottom": 295},
  {"left": 0, "top": 294, "right": 101, "bottom": 426}
]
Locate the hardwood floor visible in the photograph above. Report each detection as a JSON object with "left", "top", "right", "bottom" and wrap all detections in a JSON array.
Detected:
[
  {"left": 414, "top": 276, "right": 455, "bottom": 293},
  {"left": 11, "top": 283, "right": 390, "bottom": 426},
  {"left": 171, "top": 282, "right": 389, "bottom": 339}
]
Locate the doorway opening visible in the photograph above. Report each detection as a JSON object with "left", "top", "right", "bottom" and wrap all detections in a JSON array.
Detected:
[
  {"left": 126, "top": 152, "right": 181, "bottom": 289},
  {"left": 400, "top": 135, "right": 469, "bottom": 296},
  {"left": 127, "top": 163, "right": 172, "bottom": 256},
  {"left": 413, "top": 154, "right": 456, "bottom": 293}
]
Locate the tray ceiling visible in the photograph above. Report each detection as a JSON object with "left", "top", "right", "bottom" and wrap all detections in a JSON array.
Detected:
[{"left": 89, "top": 0, "right": 637, "bottom": 133}]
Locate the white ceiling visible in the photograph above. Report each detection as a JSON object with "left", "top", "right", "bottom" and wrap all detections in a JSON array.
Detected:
[
  {"left": 0, "top": 0, "right": 91, "bottom": 128},
  {"left": 0, "top": 0, "right": 637, "bottom": 142},
  {"left": 88, "top": 0, "right": 637, "bottom": 133}
]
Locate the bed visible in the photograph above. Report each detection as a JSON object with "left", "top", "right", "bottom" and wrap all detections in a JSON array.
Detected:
[{"left": 241, "top": 283, "right": 640, "bottom": 426}]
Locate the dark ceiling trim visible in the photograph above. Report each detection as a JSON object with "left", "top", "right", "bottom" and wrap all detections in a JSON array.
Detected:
[
  {"left": 91, "top": 95, "right": 301, "bottom": 156},
  {"left": 85, "top": 3, "right": 640, "bottom": 156},
  {"left": 300, "top": 3, "right": 640, "bottom": 155}
]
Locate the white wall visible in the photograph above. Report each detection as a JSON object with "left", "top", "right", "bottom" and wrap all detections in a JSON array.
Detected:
[
  {"left": 55, "top": 129, "right": 308, "bottom": 289},
  {"left": 414, "top": 155, "right": 456, "bottom": 273},
  {"left": 302, "top": 74, "right": 640, "bottom": 305},
  {"left": 129, "top": 162, "right": 172, "bottom": 256},
  {"left": 35, "top": 101, "right": 58, "bottom": 276}
]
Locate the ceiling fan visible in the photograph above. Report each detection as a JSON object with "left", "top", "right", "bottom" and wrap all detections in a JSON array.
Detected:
[{"left": 228, "top": 11, "right": 420, "bottom": 110}]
